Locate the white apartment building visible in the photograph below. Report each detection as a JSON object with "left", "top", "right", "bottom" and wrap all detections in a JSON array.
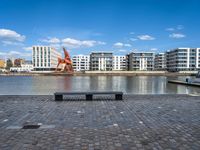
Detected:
[
  {"left": 32, "top": 46, "right": 62, "bottom": 71},
  {"left": 10, "top": 64, "right": 33, "bottom": 72},
  {"left": 127, "top": 52, "right": 155, "bottom": 71},
  {"left": 166, "top": 48, "right": 200, "bottom": 72},
  {"left": 90, "top": 52, "right": 113, "bottom": 71},
  {"left": 72, "top": 55, "right": 90, "bottom": 71},
  {"left": 154, "top": 53, "right": 166, "bottom": 70},
  {"left": 112, "top": 56, "right": 126, "bottom": 70}
]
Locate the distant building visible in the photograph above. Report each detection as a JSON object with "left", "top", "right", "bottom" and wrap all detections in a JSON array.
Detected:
[
  {"left": 72, "top": 55, "right": 90, "bottom": 71},
  {"left": 0, "top": 59, "right": 6, "bottom": 68},
  {"left": 166, "top": 48, "right": 200, "bottom": 72},
  {"left": 10, "top": 64, "right": 33, "bottom": 72},
  {"left": 112, "top": 56, "right": 127, "bottom": 70},
  {"left": 32, "top": 46, "right": 62, "bottom": 71},
  {"left": 14, "top": 58, "right": 25, "bottom": 67},
  {"left": 6, "top": 59, "right": 13, "bottom": 69},
  {"left": 154, "top": 53, "right": 166, "bottom": 70},
  {"left": 90, "top": 52, "right": 113, "bottom": 71},
  {"left": 127, "top": 52, "right": 155, "bottom": 71}
]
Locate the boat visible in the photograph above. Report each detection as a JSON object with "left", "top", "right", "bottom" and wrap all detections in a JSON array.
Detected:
[{"left": 191, "top": 71, "right": 200, "bottom": 83}]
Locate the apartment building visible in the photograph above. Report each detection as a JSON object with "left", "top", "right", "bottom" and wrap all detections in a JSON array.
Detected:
[
  {"left": 72, "top": 55, "right": 90, "bottom": 71},
  {"left": 112, "top": 56, "right": 127, "bottom": 70},
  {"left": 127, "top": 52, "right": 155, "bottom": 71},
  {"left": 154, "top": 53, "right": 166, "bottom": 70},
  {"left": 0, "top": 59, "right": 6, "bottom": 68},
  {"left": 32, "top": 46, "right": 62, "bottom": 71},
  {"left": 90, "top": 52, "right": 113, "bottom": 71},
  {"left": 166, "top": 48, "right": 200, "bottom": 72}
]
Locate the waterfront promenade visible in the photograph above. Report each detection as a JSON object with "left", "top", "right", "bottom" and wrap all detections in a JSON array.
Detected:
[{"left": 0, "top": 94, "right": 200, "bottom": 149}]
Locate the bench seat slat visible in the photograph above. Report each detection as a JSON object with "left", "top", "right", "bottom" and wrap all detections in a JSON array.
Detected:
[{"left": 55, "top": 91, "right": 123, "bottom": 95}]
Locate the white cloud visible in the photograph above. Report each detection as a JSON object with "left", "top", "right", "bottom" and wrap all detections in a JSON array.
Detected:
[
  {"left": 131, "top": 49, "right": 139, "bottom": 52},
  {"left": 137, "top": 35, "right": 155, "bottom": 40},
  {"left": 2, "top": 41, "right": 24, "bottom": 46},
  {"left": 130, "top": 38, "right": 138, "bottom": 41},
  {"left": 62, "top": 38, "right": 106, "bottom": 48},
  {"left": 113, "top": 42, "right": 132, "bottom": 48},
  {"left": 9, "top": 51, "right": 21, "bottom": 55},
  {"left": 96, "top": 41, "right": 106, "bottom": 45},
  {"left": 150, "top": 48, "right": 158, "bottom": 51},
  {"left": 129, "top": 32, "right": 135, "bottom": 35},
  {"left": 23, "top": 47, "right": 32, "bottom": 51},
  {"left": 177, "top": 25, "right": 184, "bottom": 30},
  {"left": 124, "top": 44, "right": 131, "bottom": 47},
  {"left": 0, "top": 29, "right": 25, "bottom": 42},
  {"left": 118, "top": 49, "right": 127, "bottom": 52},
  {"left": 113, "top": 42, "right": 123, "bottom": 48},
  {"left": 40, "top": 37, "right": 106, "bottom": 49},
  {"left": 0, "top": 52, "right": 7, "bottom": 56},
  {"left": 169, "top": 33, "right": 186, "bottom": 39},
  {"left": 166, "top": 25, "right": 184, "bottom": 32},
  {"left": 41, "top": 37, "right": 60, "bottom": 44},
  {"left": 49, "top": 44, "right": 62, "bottom": 49},
  {"left": 19, "top": 53, "right": 32, "bottom": 57},
  {"left": 166, "top": 28, "right": 175, "bottom": 31},
  {"left": 0, "top": 51, "right": 31, "bottom": 58}
]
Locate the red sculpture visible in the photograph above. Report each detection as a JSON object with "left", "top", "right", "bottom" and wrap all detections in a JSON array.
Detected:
[{"left": 56, "top": 47, "right": 73, "bottom": 72}]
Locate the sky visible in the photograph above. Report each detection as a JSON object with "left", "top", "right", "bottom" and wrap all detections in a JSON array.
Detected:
[{"left": 0, "top": 0, "right": 200, "bottom": 60}]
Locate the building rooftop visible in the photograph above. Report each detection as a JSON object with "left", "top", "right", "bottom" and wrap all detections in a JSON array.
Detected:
[{"left": 90, "top": 51, "right": 113, "bottom": 54}]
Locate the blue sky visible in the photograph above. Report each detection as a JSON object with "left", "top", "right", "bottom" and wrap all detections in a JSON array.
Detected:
[{"left": 0, "top": 0, "right": 200, "bottom": 59}]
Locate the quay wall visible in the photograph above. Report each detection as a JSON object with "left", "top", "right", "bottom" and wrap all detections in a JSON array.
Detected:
[{"left": 0, "top": 70, "right": 197, "bottom": 76}]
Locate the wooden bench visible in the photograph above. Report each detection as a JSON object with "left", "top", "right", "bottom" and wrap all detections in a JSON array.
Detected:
[{"left": 54, "top": 91, "right": 123, "bottom": 101}]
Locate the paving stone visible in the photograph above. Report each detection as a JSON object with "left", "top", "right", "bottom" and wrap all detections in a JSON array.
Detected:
[{"left": 0, "top": 94, "right": 199, "bottom": 149}]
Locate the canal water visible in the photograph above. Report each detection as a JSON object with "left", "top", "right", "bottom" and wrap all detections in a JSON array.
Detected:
[{"left": 0, "top": 76, "right": 200, "bottom": 95}]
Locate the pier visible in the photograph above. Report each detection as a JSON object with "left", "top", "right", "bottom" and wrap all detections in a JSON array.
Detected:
[{"left": 168, "top": 80, "right": 200, "bottom": 87}]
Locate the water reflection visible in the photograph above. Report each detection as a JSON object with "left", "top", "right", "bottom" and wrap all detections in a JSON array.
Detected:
[
  {"left": 71, "top": 76, "right": 89, "bottom": 91},
  {"left": 89, "top": 76, "right": 113, "bottom": 91},
  {"left": 0, "top": 76, "right": 200, "bottom": 95},
  {"left": 125, "top": 76, "right": 166, "bottom": 94}
]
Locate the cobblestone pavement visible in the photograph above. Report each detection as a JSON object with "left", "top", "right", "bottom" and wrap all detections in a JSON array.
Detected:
[{"left": 0, "top": 94, "right": 200, "bottom": 150}]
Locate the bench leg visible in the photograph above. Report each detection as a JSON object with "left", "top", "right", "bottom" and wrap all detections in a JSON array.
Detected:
[
  {"left": 55, "top": 95, "right": 63, "bottom": 101},
  {"left": 86, "top": 94, "right": 93, "bottom": 100},
  {"left": 115, "top": 94, "right": 123, "bottom": 100}
]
